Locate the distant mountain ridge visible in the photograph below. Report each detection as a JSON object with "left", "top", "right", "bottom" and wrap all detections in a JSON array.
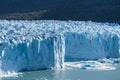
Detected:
[{"left": 0, "top": 0, "right": 120, "bottom": 23}]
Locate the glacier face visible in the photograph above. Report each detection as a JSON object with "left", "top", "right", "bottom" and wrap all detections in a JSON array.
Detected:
[
  {"left": 65, "top": 32, "right": 119, "bottom": 61},
  {"left": 0, "top": 20, "right": 120, "bottom": 72},
  {"left": 0, "top": 36, "right": 65, "bottom": 72}
]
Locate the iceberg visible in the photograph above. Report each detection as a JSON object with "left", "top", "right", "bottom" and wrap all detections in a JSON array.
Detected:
[{"left": 0, "top": 20, "right": 120, "bottom": 72}]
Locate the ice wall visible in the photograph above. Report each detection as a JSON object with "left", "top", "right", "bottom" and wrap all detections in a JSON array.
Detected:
[
  {"left": 65, "top": 32, "right": 119, "bottom": 61},
  {"left": 0, "top": 35, "right": 65, "bottom": 72},
  {"left": 0, "top": 20, "right": 120, "bottom": 72}
]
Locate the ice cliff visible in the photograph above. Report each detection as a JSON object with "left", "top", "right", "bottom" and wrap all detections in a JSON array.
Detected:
[{"left": 0, "top": 20, "right": 120, "bottom": 72}]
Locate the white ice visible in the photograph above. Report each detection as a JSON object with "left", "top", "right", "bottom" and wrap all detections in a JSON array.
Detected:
[{"left": 0, "top": 20, "right": 120, "bottom": 73}]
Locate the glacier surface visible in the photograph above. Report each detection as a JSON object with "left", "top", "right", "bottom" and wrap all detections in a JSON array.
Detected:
[{"left": 0, "top": 20, "right": 120, "bottom": 72}]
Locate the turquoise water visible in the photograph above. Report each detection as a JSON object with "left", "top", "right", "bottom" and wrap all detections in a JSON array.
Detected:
[{"left": 1, "top": 62, "right": 120, "bottom": 80}]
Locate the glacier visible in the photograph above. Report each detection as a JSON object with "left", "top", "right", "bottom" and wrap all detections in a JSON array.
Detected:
[
  {"left": 65, "top": 32, "right": 119, "bottom": 61},
  {"left": 0, "top": 20, "right": 120, "bottom": 72},
  {"left": 0, "top": 36, "right": 65, "bottom": 72}
]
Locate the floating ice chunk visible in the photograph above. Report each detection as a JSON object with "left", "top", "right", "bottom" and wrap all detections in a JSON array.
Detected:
[
  {"left": 64, "top": 60, "right": 116, "bottom": 70},
  {"left": 79, "top": 60, "right": 116, "bottom": 70}
]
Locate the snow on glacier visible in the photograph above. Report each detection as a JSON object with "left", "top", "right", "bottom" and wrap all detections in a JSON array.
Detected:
[{"left": 0, "top": 20, "right": 120, "bottom": 72}]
